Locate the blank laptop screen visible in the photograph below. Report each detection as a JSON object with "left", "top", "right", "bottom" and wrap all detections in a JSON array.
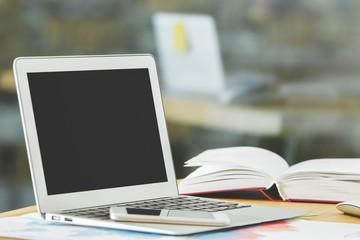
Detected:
[{"left": 27, "top": 69, "right": 168, "bottom": 195}]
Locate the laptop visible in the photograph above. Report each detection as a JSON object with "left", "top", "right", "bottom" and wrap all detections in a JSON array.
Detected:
[
  {"left": 13, "top": 54, "right": 305, "bottom": 235},
  {"left": 153, "top": 12, "right": 274, "bottom": 104}
]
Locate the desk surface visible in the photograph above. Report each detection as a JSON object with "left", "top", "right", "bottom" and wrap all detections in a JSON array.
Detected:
[{"left": 1, "top": 199, "right": 359, "bottom": 240}]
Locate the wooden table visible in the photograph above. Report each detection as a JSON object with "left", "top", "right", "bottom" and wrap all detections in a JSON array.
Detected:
[{"left": 1, "top": 199, "right": 359, "bottom": 240}]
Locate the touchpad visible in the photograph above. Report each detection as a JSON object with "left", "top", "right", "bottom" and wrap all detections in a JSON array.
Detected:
[{"left": 167, "top": 210, "right": 214, "bottom": 219}]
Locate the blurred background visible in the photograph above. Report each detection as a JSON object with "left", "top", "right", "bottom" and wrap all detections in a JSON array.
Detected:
[{"left": 1, "top": 0, "right": 360, "bottom": 212}]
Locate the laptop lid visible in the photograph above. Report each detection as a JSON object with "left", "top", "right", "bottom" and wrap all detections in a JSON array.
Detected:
[
  {"left": 153, "top": 12, "right": 226, "bottom": 96},
  {"left": 13, "top": 54, "right": 178, "bottom": 215}
]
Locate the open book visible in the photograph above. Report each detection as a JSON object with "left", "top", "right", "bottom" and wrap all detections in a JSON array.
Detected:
[{"left": 178, "top": 146, "right": 360, "bottom": 202}]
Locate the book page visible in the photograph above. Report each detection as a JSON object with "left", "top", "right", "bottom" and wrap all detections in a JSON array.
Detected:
[
  {"left": 179, "top": 165, "right": 274, "bottom": 194},
  {"left": 277, "top": 158, "right": 360, "bottom": 201},
  {"left": 185, "top": 164, "right": 268, "bottom": 179},
  {"left": 185, "top": 146, "right": 289, "bottom": 179},
  {"left": 281, "top": 158, "right": 360, "bottom": 176}
]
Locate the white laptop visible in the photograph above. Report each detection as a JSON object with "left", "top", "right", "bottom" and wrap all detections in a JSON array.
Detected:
[{"left": 13, "top": 54, "right": 304, "bottom": 235}]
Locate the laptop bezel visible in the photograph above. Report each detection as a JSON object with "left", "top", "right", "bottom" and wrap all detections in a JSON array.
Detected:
[{"left": 13, "top": 54, "right": 178, "bottom": 214}]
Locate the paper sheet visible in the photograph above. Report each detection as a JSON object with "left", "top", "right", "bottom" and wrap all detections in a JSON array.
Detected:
[{"left": 1, "top": 213, "right": 360, "bottom": 240}]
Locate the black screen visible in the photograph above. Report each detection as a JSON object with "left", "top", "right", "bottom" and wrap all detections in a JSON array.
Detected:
[
  {"left": 28, "top": 69, "right": 168, "bottom": 195},
  {"left": 126, "top": 208, "right": 161, "bottom": 216}
]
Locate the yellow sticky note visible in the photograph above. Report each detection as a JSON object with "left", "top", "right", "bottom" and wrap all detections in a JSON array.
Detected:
[{"left": 174, "top": 23, "right": 189, "bottom": 51}]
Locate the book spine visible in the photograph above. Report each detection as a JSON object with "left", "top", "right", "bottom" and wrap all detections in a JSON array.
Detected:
[
  {"left": 261, "top": 184, "right": 286, "bottom": 201},
  {"left": 288, "top": 199, "right": 341, "bottom": 203},
  {"left": 260, "top": 189, "right": 277, "bottom": 201},
  {"left": 179, "top": 187, "right": 278, "bottom": 200}
]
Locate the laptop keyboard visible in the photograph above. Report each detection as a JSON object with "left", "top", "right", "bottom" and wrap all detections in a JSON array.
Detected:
[{"left": 61, "top": 196, "right": 251, "bottom": 220}]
